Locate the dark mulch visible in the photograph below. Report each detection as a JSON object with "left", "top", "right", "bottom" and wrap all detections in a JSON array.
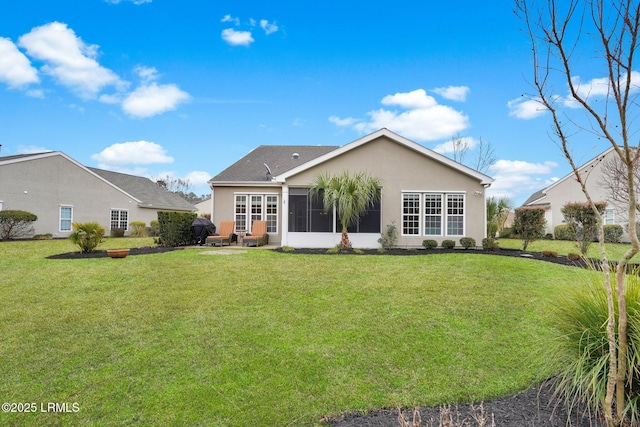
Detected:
[
  {"left": 46, "top": 246, "right": 178, "bottom": 259},
  {"left": 323, "top": 380, "right": 598, "bottom": 427}
]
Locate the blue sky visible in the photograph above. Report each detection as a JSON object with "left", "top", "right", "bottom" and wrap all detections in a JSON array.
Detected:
[{"left": 0, "top": 0, "right": 611, "bottom": 204}]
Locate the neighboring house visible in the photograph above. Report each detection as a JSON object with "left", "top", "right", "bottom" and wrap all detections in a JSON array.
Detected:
[
  {"left": 0, "top": 151, "right": 195, "bottom": 238},
  {"left": 208, "top": 128, "right": 494, "bottom": 248},
  {"left": 194, "top": 196, "right": 212, "bottom": 218},
  {"left": 522, "top": 146, "right": 634, "bottom": 240}
]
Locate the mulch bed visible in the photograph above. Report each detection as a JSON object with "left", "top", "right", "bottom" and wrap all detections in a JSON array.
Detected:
[
  {"left": 46, "top": 246, "right": 178, "bottom": 259},
  {"left": 323, "top": 380, "right": 597, "bottom": 427}
]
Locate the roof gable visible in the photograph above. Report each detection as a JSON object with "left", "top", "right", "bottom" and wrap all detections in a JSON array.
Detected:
[
  {"left": 276, "top": 128, "right": 494, "bottom": 185},
  {"left": 88, "top": 168, "right": 195, "bottom": 211}
]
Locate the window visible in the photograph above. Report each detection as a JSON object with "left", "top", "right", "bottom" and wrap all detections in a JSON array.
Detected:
[
  {"left": 402, "top": 193, "right": 420, "bottom": 235},
  {"left": 60, "top": 206, "right": 73, "bottom": 231},
  {"left": 401, "top": 192, "right": 465, "bottom": 237},
  {"left": 288, "top": 188, "right": 380, "bottom": 233},
  {"left": 235, "top": 194, "right": 278, "bottom": 233},
  {"left": 110, "top": 209, "right": 129, "bottom": 230},
  {"left": 604, "top": 208, "right": 615, "bottom": 225}
]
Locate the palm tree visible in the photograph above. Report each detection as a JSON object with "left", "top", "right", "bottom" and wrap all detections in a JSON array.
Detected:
[
  {"left": 310, "top": 171, "right": 381, "bottom": 249},
  {"left": 486, "top": 196, "right": 513, "bottom": 238}
]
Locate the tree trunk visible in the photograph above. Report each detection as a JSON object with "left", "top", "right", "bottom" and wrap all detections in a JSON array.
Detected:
[{"left": 341, "top": 227, "right": 352, "bottom": 249}]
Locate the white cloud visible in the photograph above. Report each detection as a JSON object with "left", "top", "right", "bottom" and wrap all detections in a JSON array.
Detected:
[
  {"left": 18, "top": 22, "right": 124, "bottom": 98},
  {"left": 431, "top": 85, "right": 469, "bottom": 102},
  {"left": 331, "top": 88, "right": 469, "bottom": 142},
  {"left": 134, "top": 65, "right": 158, "bottom": 83},
  {"left": 105, "top": 0, "right": 152, "bottom": 4},
  {"left": 221, "top": 15, "right": 240, "bottom": 26},
  {"left": 122, "top": 82, "right": 190, "bottom": 118},
  {"left": 486, "top": 159, "right": 559, "bottom": 201},
  {"left": 16, "top": 145, "right": 51, "bottom": 154},
  {"left": 221, "top": 28, "right": 254, "bottom": 46},
  {"left": 328, "top": 116, "right": 358, "bottom": 127},
  {"left": 91, "top": 141, "right": 174, "bottom": 165},
  {"left": 260, "top": 20, "right": 279, "bottom": 35},
  {"left": 0, "top": 37, "right": 39, "bottom": 88},
  {"left": 490, "top": 159, "right": 557, "bottom": 175},
  {"left": 184, "top": 170, "right": 211, "bottom": 187},
  {"left": 507, "top": 97, "right": 547, "bottom": 119},
  {"left": 433, "top": 136, "right": 478, "bottom": 154}
]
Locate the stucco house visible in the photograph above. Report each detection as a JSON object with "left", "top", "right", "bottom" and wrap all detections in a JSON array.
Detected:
[
  {"left": 208, "top": 128, "right": 494, "bottom": 248},
  {"left": 0, "top": 151, "right": 195, "bottom": 238},
  {"left": 522, "top": 146, "right": 635, "bottom": 240}
]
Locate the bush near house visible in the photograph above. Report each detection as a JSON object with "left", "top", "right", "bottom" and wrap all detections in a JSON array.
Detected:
[
  {"left": 459, "top": 237, "right": 476, "bottom": 249},
  {"left": 129, "top": 221, "right": 148, "bottom": 238},
  {"left": 482, "top": 238, "right": 499, "bottom": 251},
  {"left": 157, "top": 211, "right": 197, "bottom": 247},
  {"left": 554, "top": 224, "right": 575, "bottom": 241},
  {"left": 422, "top": 239, "right": 438, "bottom": 249},
  {"left": 603, "top": 224, "right": 623, "bottom": 243},
  {"left": 69, "top": 222, "right": 105, "bottom": 253},
  {"left": 442, "top": 240, "right": 455, "bottom": 249},
  {"left": 0, "top": 210, "right": 38, "bottom": 241}
]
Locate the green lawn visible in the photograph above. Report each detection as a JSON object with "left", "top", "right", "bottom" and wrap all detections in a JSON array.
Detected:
[{"left": 0, "top": 238, "right": 593, "bottom": 426}]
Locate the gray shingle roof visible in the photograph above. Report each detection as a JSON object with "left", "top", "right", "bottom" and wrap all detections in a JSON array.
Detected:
[
  {"left": 88, "top": 167, "right": 195, "bottom": 211},
  {"left": 210, "top": 145, "right": 339, "bottom": 182}
]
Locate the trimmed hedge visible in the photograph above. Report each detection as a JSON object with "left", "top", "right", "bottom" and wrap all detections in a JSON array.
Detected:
[
  {"left": 157, "top": 211, "right": 197, "bottom": 247},
  {"left": 422, "top": 239, "right": 438, "bottom": 249},
  {"left": 482, "top": 238, "right": 499, "bottom": 251},
  {"left": 554, "top": 224, "right": 575, "bottom": 241},
  {"left": 0, "top": 210, "right": 38, "bottom": 240},
  {"left": 603, "top": 224, "right": 623, "bottom": 243},
  {"left": 459, "top": 237, "right": 476, "bottom": 249},
  {"left": 442, "top": 239, "right": 455, "bottom": 249}
]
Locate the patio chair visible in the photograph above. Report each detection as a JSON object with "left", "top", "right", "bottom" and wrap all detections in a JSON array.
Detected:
[
  {"left": 206, "top": 221, "right": 237, "bottom": 246},
  {"left": 242, "top": 221, "right": 269, "bottom": 247}
]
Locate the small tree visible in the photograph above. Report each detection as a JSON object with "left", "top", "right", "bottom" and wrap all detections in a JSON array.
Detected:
[
  {"left": 69, "top": 222, "right": 105, "bottom": 253},
  {"left": 513, "top": 206, "right": 546, "bottom": 251},
  {"left": 561, "top": 202, "right": 607, "bottom": 255},
  {"left": 310, "top": 171, "right": 381, "bottom": 249},
  {"left": 0, "top": 210, "right": 38, "bottom": 240}
]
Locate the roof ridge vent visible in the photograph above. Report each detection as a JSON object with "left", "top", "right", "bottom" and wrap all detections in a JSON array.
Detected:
[{"left": 292, "top": 152, "right": 300, "bottom": 159}]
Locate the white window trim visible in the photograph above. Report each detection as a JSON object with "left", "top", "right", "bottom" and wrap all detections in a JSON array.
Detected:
[
  {"left": 401, "top": 191, "right": 467, "bottom": 237},
  {"left": 60, "top": 205, "right": 73, "bottom": 232},
  {"left": 233, "top": 192, "right": 279, "bottom": 234},
  {"left": 604, "top": 208, "right": 615, "bottom": 225},
  {"left": 110, "top": 209, "right": 130, "bottom": 231}
]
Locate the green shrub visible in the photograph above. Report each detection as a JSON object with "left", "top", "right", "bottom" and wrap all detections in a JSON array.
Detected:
[
  {"left": 422, "top": 239, "right": 438, "bottom": 249},
  {"left": 441, "top": 240, "right": 455, "bottom": 249},
  {"left": 603, "top": 224, "right": 623, "bottom": 243},
  {"left": 157, "top": 211, "right": 198, "bottom": 247},
  {"left": 499, "top": 226, "right": 514, "bottom": 238},
  {"left": 129, "top": 221, "right": 148, "bottom": 237},
  {"left": 561, "top": 202, "right": 606, "bottom": 255},
  {"left": 0, "top": 210, "right": 38, "bottom": 240},
  {"left": 378, "top": 222, "right": 398, "bottom": 249},
  {"left": 552, "top": 270, "right": 640, "bottom": 424},
  {"left": 69, "top": 222, "right": 105, "bottom": 253},
  {"left": 110, "top": 227, "right": 125, "bottom": 238},
  {"left": 149, "top": 220, "right": 160, "bottom": 237},
  {"left": 281, "top": 246, "right": 295, "bottom": 253},
  {"left": 482, "top": 238, "right": 499, "bottom": 251},
  {"left": 554, "top": 224, "right": 575, "bottom": 241},
  {"left": 459, "top": 237, "right": 476, "bottom": 249},
  {"left": 513, "top": 206, "right": 546, "bottom": 250},
  {"left": 33, "top": 233, "right": 53, "bottom": 240}
]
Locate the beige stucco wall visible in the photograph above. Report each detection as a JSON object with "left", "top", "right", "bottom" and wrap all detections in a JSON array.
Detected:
[
  {"left": 285, "top": 136, "right": 488, "bottom": 247},
  {"left": 0, "top": 155, "right": 160, "bottom": 238},
  {"left": 543, "top": 149, "right": 631, "bottom": 238},
  {"left": 211, "top": 135, "right": 489, "bottom": 248}
]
